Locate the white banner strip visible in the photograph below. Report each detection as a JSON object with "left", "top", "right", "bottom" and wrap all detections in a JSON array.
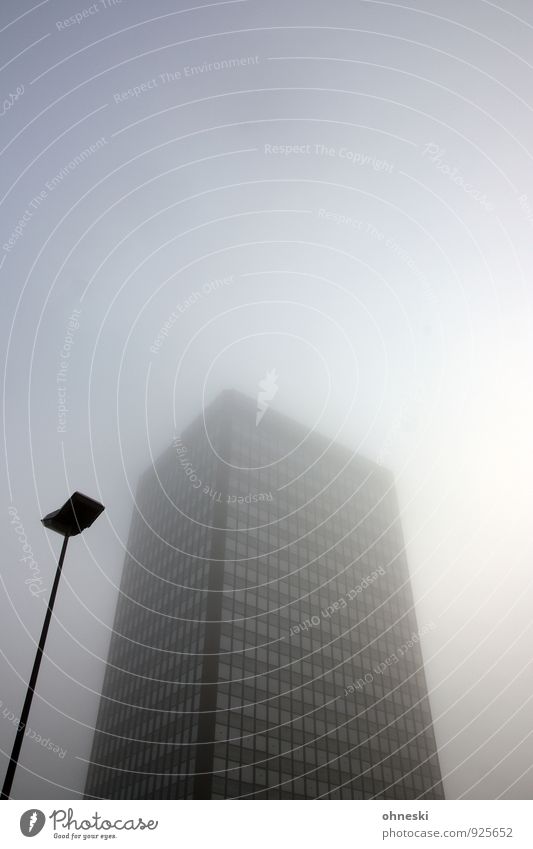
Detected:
[{"left": 2, "top": 800, "right": 532, "bottom": 848}]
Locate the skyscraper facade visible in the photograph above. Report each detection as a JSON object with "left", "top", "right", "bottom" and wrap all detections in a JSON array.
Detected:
[{"left": 85, "top": 390, "right": 444, "bottom": 800}]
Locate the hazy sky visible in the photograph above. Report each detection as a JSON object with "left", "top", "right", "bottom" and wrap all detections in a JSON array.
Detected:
[{"left": 1, "top": 0, "right": 533, "bottom": 799}]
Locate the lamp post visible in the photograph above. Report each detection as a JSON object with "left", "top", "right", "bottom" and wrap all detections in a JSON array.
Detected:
[{"left": 1, "top": 492, "right": 105, "bottom": 800}]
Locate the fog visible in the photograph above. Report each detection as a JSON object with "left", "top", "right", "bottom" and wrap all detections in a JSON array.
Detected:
[{"left": 1, "top": 0, "right": 532, "bottom": 799}]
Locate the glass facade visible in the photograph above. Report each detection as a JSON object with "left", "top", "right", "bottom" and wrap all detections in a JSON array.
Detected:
[{"left": 85, "top": 390, "right": 444, "bottom": 799}]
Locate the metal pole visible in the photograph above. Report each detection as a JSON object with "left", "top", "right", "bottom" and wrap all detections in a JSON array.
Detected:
[{"left": 1, "top": 534, "right": 69, "bottom": 800}]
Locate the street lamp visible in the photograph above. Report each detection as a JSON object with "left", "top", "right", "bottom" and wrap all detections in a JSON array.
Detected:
[{"left": 1, "top": 492, "right": 105, "bottom": 800}]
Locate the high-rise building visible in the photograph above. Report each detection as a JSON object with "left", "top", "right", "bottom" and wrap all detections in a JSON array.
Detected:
[{"left": 85, "top": 390, "right": 444, "bottom": 799}]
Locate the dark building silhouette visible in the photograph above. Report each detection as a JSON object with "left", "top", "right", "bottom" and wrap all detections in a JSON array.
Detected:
[{"left": 85, "top": 390, "right": 444, "bottom": 799}]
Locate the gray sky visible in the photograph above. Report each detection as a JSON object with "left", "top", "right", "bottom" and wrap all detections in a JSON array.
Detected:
[{"left": 1, "top": 0, "right": 533, "bottom": 799}]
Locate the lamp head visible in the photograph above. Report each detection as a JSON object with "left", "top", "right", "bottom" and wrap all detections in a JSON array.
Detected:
[{"left": 41, "top": 492, "right": 105, "bottom": 537}]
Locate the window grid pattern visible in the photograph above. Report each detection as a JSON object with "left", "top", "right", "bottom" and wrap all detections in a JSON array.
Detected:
[{"left": 85, "top": 391, "right": 444, "bottom": 800}]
